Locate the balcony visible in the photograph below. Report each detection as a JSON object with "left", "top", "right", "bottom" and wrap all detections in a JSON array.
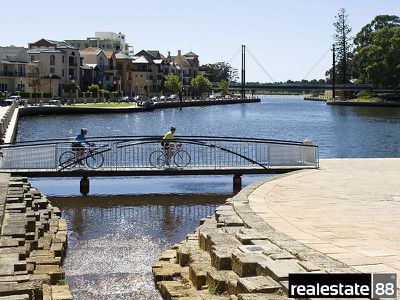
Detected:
[{"left": 0, "top": 71, "right": 27, "bottom": 77}]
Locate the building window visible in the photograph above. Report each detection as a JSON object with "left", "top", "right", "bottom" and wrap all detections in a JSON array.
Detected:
[
  {"left": 50, "top": 67, "right": 55, "bottom": 75},
  {"left": 30, "top": 55, "right": 35, "bottom": 62},
  {"left": 62, "top": 70, "right": 64, "bottom": 77},
  {"left": 62, "top": 56, "right": 65, "bottom": 63},
  {"left": 50, "top": 55, "right": 55, "bottom": 65}
]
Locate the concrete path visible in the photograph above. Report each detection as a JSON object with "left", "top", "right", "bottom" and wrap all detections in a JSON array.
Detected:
[{"left": 249, "top": 158, "right": 400, "bottom": 283}]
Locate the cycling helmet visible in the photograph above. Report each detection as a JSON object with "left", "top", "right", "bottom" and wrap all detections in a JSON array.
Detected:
[
  {"left": 170, "top": 126, "right": 176, "bottom": 132},
  {"left": 81, "top": 128, "right": 88, "bottom": 134}
]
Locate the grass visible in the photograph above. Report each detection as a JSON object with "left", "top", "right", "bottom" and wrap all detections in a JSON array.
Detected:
[
  {"left": 67, "top": 102, "right": 137, "bottom": 108},
  {"left": 351, "top": 97, "right": 384, "bottom": 103}
]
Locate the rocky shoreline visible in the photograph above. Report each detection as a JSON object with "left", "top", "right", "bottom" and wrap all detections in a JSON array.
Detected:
[
  {"left": 0, "top": 175, "right": 71, "bottom": 300},
  {"left": 152, "top": 174, "right": 356, "bottom": 299}
]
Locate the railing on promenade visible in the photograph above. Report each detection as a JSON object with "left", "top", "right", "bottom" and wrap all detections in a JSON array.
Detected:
[{"left": 0, "top": 136, "right": 319, "bottom": 173}]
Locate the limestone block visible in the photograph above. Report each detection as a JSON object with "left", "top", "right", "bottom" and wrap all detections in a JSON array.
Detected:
[
  {"left": 152, "top": 261, "right": 181, "bottom": 282},
  {"left": 237, "top": 276, "right": 281, "bottom": 294},
  {"left": 206, "top": 268, "right": 238, "bottom": 294},
  {"left": 189, "top": 249, "right": 211, "bottom": 265},
  {"left": 249, "top": 240, "right": 282, "bottom": 255},
  {"left": 237, "top": 294, "right": 287, "bottom": 300},
  {"left": 51, "top": 284, "right": 73, "bottom": 300},
  {"left": 235, "top": 229, "right": 268, "bottom": 244},
  {"left": 0, "top": 294, "right": 30, "bottom": 299},
  {"left": 255, "top": 259, "right": 306, "bottom": 281},
  {"left": 160, "top": 249, "right": 176, "bottom": 262},
  {"left": 42, "top": 284, "right": 52, "bottom": 300},
  {"left": 54, "top": 231, "right": 67, "bottom": 244},
  {"left": 157, "top": 280, "right": 199, "bottom": 299},
  {"left": 210, "top": 246, "right": 235, "bottom": 271},
  {"left": 50, "top": 243, "right": 64, "bottom": 258},
  {"left": 232, "top": 250, "right": 270, "bottom": 277},
  {"left": 58, "top": 220, "right": 67, "bottom": 232},
  {"left": 298, "top": 260, "right": 321, "bottom": 272},
  {"left": 189, "top": 263, "right": 213, "bottom": 290},
  {"left": 33, "top": 265, "right": 64, "bottom": 284},
  {"left": 0, "top": 275, "right": 29, "bottom": 283}
]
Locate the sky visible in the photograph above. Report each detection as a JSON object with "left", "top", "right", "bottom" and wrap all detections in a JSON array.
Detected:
[{"left": 1, "top": 0, "right": 399, "bottom": 82}]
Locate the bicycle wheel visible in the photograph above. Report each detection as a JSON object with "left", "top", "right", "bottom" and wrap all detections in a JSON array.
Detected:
[
  {"left": 174, "top": 150, "right": 191, "bottom": 167},
  {"left": 86, "top": 153, "right": 104, "bottom": 169},
  {"left": 149, "top": 150, "right": 165, "bottom": 167},
  {"left": 59, "top": 151, "right": 77, "bottom": 169}
]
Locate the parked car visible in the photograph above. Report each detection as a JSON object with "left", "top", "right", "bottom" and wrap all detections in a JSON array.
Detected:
[
  {"left": 159, "top": 95, "right": 166, "bottom": 101},
  {"left": 0, "top": 98, "right": 16, "bottom": 106},
  {"left": 224, "top": 95, "right": 233, "bottom": 100},
  {"left": 150, "top": 96, "right": 159, "bottom": 102},
  {"left": 120, "top": 96, "right": 130, "bottom": 102},
  {"left": 49, "top": 97, "right": 65, "bottom": 105},
  {"left": 133, "top": 95, "right": 142, "bottom": 102},
  {"left": 208, "top": 95, "right": 216, "bottom": 100},
  {"left": 168, "top": 94, "right": 177, "bottom": 101}
]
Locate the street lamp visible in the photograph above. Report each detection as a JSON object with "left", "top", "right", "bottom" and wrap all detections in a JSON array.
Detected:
[{"left": 49, "top": 73, "right": 53, "bottom": 98}]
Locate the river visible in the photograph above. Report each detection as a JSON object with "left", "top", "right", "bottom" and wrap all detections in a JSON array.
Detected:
[{"left": 16, "top": 95, "right": 400, "bottom": 299}]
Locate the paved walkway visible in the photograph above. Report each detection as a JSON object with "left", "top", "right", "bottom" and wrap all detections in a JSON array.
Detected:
[{"left": 249, "top": 158, "right": 400, "bottom": 282}]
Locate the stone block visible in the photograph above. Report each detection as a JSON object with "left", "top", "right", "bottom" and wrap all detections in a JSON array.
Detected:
[
  {"left": 178, "top": 245, "right": 190, "bottom": 267},
  {"left": 237, "top": 276, "right": 281, "bottom": 294},
  {"left": 27, "top": 256, "right": 61, "bottom": 266},
  {"left": 235, "top": 229, "right": 268, "bottom": 244},
  {"left": 5, "top": 203, "right": 26, "bottom": 213},
  {"left": 255, "top": 259, "right": 305, "bottom": 281},
  {"left": 189, "top": 263, "right": 213, "bottom": 290},
  {"left": 232, "top": 250, "right": 270, "bottom": 277},
  {"left": 0, "top": 281, "right": 41, "bottom": 299},
  {"left": 52, "top": 207, "right": 61, "bottom": 217},
  {"left": 152, "top": 261, "right": 181, "bottom": 282},
  {"left": 206, "top": 232, "right": 241, "bottom": 253},
  {"left": 237, "top": 294, "right": 287, "bottom": 300},
  {"left": 157, "top": 280, "right": 199, "bottom": 299},
  {"left": 0, "top": 294, "right": 30, "bottom": 299},
  {"left": 210, "top": 246, "right": 235, "bottom": 271},
  {"left": 249, "top": 240, "right": 282, "bottom": 255},
  {"left": 51, "top": 284, "right": 73, "bottom": 300},
  {"left": 50, "top": 243, "right": 64, "bottom": 258},
  {"left": 160, "top": 249, "right": 176, "bottom": 262},
  {"left": 33, "top": 265, "right": 64, "bottom": 284},
  {"left": 189, "top": 249, "right": 211, "bottom": 265},
  {"left": 58, "top": 219, "right": 67, "bottom": 231},
  {"left": 269, "top": 250, "right": 295, "bottom": 260},
  {"left": 54, "top": 231, "right": 67, "bottom": 244},
  {"left": 206, "top": 268, "right": 239, "bottom": 294},
  {"left": 298, "top": 260, "right": 321, "bottom": 272},
  {"left": 42, "top": 284, "right": 52, "bottom": 300},
  {"left": 0, "top": 275, "right": 29, "bottom": 283}
]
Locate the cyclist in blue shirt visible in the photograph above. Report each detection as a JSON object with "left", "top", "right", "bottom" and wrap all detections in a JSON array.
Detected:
[{"left": 72, "top": 128, "right": 93, "bottom": 159}]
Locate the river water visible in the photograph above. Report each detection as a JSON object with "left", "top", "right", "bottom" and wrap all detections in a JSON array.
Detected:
[{"left": 16, "top": 96, "right": 400, "bottom": 299}]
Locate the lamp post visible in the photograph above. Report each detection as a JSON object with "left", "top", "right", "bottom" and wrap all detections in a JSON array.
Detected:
[{"left": 49, "top": 73, "right": 53, "bottom": 98}]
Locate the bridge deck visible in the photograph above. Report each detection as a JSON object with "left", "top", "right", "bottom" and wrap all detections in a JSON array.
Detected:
[{"left": 3, "top": 165, "right": 316, "bottom": 177}]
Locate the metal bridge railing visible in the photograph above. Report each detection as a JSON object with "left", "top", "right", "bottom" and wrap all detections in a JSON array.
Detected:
[{"left": 0, "top": 136, "right": 319, "bottom": 172}]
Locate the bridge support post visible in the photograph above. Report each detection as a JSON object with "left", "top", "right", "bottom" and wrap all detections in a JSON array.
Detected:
[
  {"left": 80, "top": 176, "right": 90, "bottom": 195},
  {"left": 233, "top": 174, "right": 242, "bottom": 193}
]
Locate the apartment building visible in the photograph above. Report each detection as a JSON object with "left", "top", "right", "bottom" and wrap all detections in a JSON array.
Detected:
[
  {"left": 66, "top": 32, "right": 133, "bottom": 55},
  {"left": 0, "top": 46, "right": 35, "bottom": 94},
  {"left": 27, "top": 39, "right": 80, "bottom": 96}
]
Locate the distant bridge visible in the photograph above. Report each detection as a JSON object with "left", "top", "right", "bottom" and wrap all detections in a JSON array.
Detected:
[{"left": 222, "top": 83, "right": 374, "bottom": 92}]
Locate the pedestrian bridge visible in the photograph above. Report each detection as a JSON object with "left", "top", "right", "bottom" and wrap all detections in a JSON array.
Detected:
[{"left": 0, "top": 136, "right": 319, "bottom": 177}]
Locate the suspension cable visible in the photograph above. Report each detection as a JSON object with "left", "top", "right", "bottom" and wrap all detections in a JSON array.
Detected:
[
  {"left": 302, "top": 47, "right": 331, "bottom": 80},
  {"left": 245, "top": 47, "right": 276, "bottom": 83}
]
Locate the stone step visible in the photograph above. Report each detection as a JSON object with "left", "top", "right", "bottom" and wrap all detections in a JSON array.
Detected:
[
  {"left": 236, "top": 276, "right": 281, "bottom": 294},
  {"left": 206, "top": 268, "right": 239, "bottom": 295},
  {"left": 0, "top": 294, "right": 30, "bottom": 300},
  {"left": 231, "top": 249, "right": 269, "bottom": 277},
  {"left": 33, "top": 265, "right": 64, "bottom": 285},
  {"left": 189, "top": 263, "right": 214, "bottom": 290},
  {"left": 0, "top": 281, "right": 41, "bottom": 299},
  {"left": 51, "top": 284, "right": 73, "bottom": 300},
  {"left": 255, "top": 259, "right": 306, "bottom": 282},
  {"left": 237, "top": 294, "right": 287, "bottom": 300},
  {"left": 157, "top": 280, "right": 201, "bottom": 300},
  {"left": 210, "top": 245, "right": 236, "bottom": 271},
  {"left": 152, "top": 261, "right": 182, "bottom": 282}
]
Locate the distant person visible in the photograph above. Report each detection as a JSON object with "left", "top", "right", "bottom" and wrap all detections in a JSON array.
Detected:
[
  {"left": 162, "top": 126, "right": 176, "bottom": 166},
  {"left": 72, "top": 128, "right": 93, "bottom": 159}
]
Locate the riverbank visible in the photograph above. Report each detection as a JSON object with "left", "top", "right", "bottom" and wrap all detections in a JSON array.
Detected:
[
  {"left": 327, "top": 99, "right": 400, "bottom": 107},
  {"left": 153, "top": 158, "right": 400, "bottom": 299},
  {"left": 17, "top": 98, "right": 260, "bottom": 117},
  {"left": 0, "top": 175, "right": 72, "bottom": 299}
]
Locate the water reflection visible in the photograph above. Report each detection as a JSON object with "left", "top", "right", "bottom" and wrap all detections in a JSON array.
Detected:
[{"left": 51, "top": 194, "right": 227, "bottom": 300}]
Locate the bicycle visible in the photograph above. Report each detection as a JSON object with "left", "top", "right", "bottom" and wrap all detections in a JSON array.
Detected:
[
  {"left": 149, "top": 143, "right": 191, "bottom": 168},
  {"left": 59, "top": 145, "right": 105, "bottom": 169}
]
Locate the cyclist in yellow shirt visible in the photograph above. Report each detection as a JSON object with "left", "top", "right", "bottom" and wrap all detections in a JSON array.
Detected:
[{"left": 162, "top": 126, "right": 176, "bottom": 166}]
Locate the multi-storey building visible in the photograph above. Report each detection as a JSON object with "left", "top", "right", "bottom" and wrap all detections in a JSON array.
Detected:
[
  {"left": 27, "top": 39, "right": 80, "bottom": 96},
  {"left": 0, "top": 46, "right": 35, "bottom": 94},
  {"left": 80, "top": 47, "right": 117, "bottom": 91},
  {"left": 66, "top": 32, "right": 133, "bottom": 56}
]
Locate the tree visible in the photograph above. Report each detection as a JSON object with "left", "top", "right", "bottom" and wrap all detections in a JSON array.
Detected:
[
  {"left": 354, "top": 15, "right": 400, "bottom": 49},
  {"left": 30, "top": 68, "right": 42, "bottom": 105},
  {"left": 333, "top": 8, "right": 353, "bottom": 84},
  {"left": 88, "top": 84, "right": 100, "bottom": 97},
  {"left": 190, "top": 75, "right": 212, "bottom": 97},
  {"left": 164, "top": 74, "right": 182, "bottom": 94},
  {"left": 219, "top": 80, "right": 229, "bottom": 96},
  {"left": 352, "top": 15, "right": 400, "bottom": 83},
  {"left": 353, "top": 26, "right": 400, "bottom": 89},
  {"left": 199, "top": 62, "right": 238, "bottom": 83}
]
